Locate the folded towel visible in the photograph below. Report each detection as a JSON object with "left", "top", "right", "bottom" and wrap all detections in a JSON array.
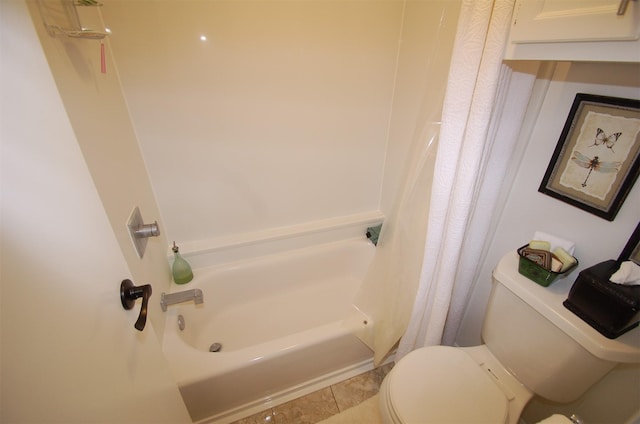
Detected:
[{"left": 533, "top": 231, "right": 575, "bottom": 255}]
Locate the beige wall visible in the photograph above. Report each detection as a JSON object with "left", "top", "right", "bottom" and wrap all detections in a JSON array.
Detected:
[
  {"left": 98, "top": 0, "right": 461, "bottom": 254},
  {"left": 26, "top": 0, "right": 462, "bottom": 341},
  {"left": 26, "top": 0, "right": 174, "bottom": 336},
  {"left": 102, "top": 0, "right": 403, "bottom": 247},
  {"left": 1, "top": 1, "right": 190, "bottom": 420}
]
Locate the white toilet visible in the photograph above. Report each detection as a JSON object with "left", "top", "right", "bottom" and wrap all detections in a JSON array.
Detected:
[{"left": 379, "top": 251, "right": 640, "bottom": 424}]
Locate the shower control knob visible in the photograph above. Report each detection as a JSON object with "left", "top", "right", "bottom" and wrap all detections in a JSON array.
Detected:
[
  {"left": 134, "top": 221, "right": 160, "bottom": 239},
  {"left": 120, "top": 279, "right": 152, "bottom": 331}
]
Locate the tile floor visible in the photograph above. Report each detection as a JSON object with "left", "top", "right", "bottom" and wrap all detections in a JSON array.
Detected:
[
  {"left": 319, "top": 395, "right": 382, "bottom": 424},
  {"left": 231, "top": 363, "right": 394, "bottom": 424}
]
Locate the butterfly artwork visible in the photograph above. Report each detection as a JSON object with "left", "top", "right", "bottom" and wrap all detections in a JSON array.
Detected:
[
  {"left": 571, "top": 151, "right": 621, "bottom": 187},
  {"left": 590, "top": 128, "right": 622, "bottom": 152}
]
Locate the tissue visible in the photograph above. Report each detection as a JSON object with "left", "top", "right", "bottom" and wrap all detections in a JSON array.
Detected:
[{"left": 610, "top": 261, "right": 640, "bottom": 285}]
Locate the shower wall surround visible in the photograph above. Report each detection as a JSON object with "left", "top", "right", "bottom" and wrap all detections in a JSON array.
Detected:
[
  {"left": 101, "top": 1, "right": 399, "bottom": 247},
  {"left": 100, "top": 0, "right": 460, "bottom": 254},
  {"left": 27, "top": 0, "right": 460, "bottom": 346}
]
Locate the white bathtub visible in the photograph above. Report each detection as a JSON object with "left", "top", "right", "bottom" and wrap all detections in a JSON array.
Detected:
[{"left": 161, "top": 238, "right": 376, "bottom": 423}]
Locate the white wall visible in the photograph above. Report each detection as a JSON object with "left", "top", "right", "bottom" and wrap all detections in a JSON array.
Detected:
[
  {"left": 456, "top": 61, "right": 640, "bottom": 423},
  {"left": 458, "top": 61, "right": 640, "bottom": 344}
]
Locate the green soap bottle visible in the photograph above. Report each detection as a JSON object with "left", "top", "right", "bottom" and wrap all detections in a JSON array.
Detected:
[{"left": 171, "top": 241, "right": 193, "bottom": 284}]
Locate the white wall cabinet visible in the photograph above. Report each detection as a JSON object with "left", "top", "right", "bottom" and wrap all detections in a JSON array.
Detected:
[{"left": 504, "top": 0, "right": 640, "bottom": 62}]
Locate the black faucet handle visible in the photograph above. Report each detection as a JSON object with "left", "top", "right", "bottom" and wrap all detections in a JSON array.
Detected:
[{"left": 120, "top": 279, "right": 153, "bottom": 331}]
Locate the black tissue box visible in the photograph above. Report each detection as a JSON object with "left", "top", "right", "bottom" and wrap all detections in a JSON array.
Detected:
[{"left": 563, "top": 260, "right": 640, "bottom": 339}]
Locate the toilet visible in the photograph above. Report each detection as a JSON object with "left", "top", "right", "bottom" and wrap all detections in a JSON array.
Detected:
[{"left": 379, "top": 251, "right": 640, "bottom": 424}]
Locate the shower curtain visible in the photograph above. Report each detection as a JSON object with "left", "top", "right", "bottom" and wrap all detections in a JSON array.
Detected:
[{"left": 351, "top": 0, "right": 538, "bottom": 365}]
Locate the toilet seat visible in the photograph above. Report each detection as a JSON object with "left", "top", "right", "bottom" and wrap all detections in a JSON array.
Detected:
[{"left": 383, "top": 346, "right": 509, "bottom": 424}]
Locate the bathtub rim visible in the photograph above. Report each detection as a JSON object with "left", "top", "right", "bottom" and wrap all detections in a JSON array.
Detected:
[{"left": 163, "top": 316, "right": 372, "bottom": 385}]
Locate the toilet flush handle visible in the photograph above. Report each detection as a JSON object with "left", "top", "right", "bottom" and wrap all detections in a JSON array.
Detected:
[{"left": 120, "top": 279, "right": 152, "bottom": 331}]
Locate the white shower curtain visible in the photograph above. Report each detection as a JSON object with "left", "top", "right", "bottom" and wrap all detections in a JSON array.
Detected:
[
  {"left": 397, "top": 0, "right": 537, "bottom": 358},
  {"left": 350, "top": 0, "right": 538, "bottom": 365}
]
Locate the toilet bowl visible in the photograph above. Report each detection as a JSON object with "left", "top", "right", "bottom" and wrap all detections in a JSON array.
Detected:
[
  {"left": 379, "top": 345, "right": 532, "bottom": 424},
  {"left": 379, "top": 251, "right": 640, "bottom": 424}
]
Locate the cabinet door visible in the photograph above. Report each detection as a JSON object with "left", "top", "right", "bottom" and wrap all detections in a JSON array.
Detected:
[{"left": 510, "top": 0, "right": 640, "bottom": 43}]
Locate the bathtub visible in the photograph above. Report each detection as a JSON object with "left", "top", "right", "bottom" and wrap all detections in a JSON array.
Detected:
[{"left": 161, "top": 238, "right": 376, "bottom": 423}]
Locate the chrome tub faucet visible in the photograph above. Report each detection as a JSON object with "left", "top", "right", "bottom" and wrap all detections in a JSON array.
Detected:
[{"left": 160, "top": 288, "right": 204, "bottom": 312}]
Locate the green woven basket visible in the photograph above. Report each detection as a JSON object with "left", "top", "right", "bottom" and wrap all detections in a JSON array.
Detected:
[{"left": 517, "top": 245, "right": 578, "bottom": 287}]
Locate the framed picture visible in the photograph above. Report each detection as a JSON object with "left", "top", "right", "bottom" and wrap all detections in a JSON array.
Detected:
[
  {"left": 618, "top": 221, "right": 640, "bottom": 265},
  {"left": 539, "top": 93, "right": 640, "bottom": 221}
]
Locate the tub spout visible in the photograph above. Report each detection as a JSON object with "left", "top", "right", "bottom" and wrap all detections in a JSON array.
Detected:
[{"left": 161, "top": 288, "right": 204, "bottom": 312}]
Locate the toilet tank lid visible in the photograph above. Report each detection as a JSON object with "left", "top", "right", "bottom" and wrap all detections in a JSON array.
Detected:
[{"left": 493, "top": 252, "right": 640, "bottom": 363}]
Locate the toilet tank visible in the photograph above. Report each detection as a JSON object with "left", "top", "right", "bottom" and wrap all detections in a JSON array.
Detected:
[{"left": 481, "top": 252, "right": 639, "bottom": 403}]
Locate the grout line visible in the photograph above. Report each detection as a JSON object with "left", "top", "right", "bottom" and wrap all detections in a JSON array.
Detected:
[{"left": 328, "top": 384, "right": 342, "bottom": 414}]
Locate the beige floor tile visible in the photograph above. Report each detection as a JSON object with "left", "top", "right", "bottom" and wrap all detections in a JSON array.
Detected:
[
  {"left": 231, "top": 365, "right": 394, "bottom": 424},
  {"left": 232, "top": 408, "right": 276, "bottom": 424},
  {"left": 318, "top": 395, "right": 382, "bottom": 424},
  {"left": 272, "top": 387, "right": 340, "bottom": 424},
  {"left": 331, "top": 364, "right": 394, "bottom": 412}
]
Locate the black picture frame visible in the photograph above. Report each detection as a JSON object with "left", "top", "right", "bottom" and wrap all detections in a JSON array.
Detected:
[
  {"left": 618, "top": 221, "right": 640, "bottom": 265},
  {"left": 539, "top": 93, "right": 640, "bottom": 221}
]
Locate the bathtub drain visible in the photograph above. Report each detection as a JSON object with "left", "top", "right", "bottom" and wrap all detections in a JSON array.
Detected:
[{"left": 209, "top": 342, "right": 222, "bottom": 352}]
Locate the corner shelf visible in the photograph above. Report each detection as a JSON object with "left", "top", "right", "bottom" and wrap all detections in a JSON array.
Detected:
[
  {"left": 45, "top": 25, "right": 108, "bottom": 39},
  {"left": 37, "top": 0, "right": 109, "bottom": 40}
]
